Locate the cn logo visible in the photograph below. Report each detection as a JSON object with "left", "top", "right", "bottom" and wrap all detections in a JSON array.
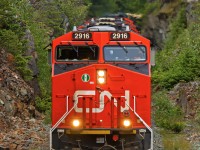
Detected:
[{"left": 73, "top": 90, "right": 130, "bottom": 113}]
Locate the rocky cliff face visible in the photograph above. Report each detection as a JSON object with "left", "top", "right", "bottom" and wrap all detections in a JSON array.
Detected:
[
  {"left": 0, "top": 49, "right": 49, "bottom": 149},
  {"left": 169, "top": 81, "right": 200, "bottom": 149},
  {"left": 169, "top": 82, "right": 200, "bottom": 119},
  {"left": 144, "top": 1, "right": 200, "bottom": 149},
  {"left": 24, "top": 29, "right": 41, "bottom": 96},
  {"left": 142, "top": 0, "right": 198, "bottom": 49},
  {"left": 143, "top": 0, "right": 200, "bottom": 120}
]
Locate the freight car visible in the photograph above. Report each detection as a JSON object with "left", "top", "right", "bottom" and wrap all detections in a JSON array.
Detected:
[{"left": 49, "top": 13, "right": 153, "bottom": 150}]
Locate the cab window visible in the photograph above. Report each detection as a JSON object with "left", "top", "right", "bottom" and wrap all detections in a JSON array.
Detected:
[
  {"left": 56, "top": 45, "right": 99, "bottom": 61},
  {"left": 104, "top": 46, "right": 147, "bottom": 62}
]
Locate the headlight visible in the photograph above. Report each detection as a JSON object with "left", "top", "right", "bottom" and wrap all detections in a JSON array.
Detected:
[
  {"left": 97, "top": 70, "right": 106, "bottom": 84},
  {"left": 97, "top": 70, "right": 105, "bottom": 76},
  {"left": 123, "top": 119, "right": 131, "bottom": 127},
  {"left": 98, "top": 77, "right": 105, "bottom": 84},
  {"left": 72, "top": 119, "right": 80, "bottom": 127}
]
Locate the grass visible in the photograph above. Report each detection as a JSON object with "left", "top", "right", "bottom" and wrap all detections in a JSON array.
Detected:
[
  {"left": 160, "top": 130, "right": 191, "bottom": 150},
  {"left": 153, "top": 91, "right": 185, "bottom": 133},
  {"left": 153, "top": 91, "right": 191, "bottom": 149}
]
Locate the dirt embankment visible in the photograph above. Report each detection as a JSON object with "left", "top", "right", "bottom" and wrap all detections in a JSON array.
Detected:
[{"left": 0, "top": 49, "right": 49, "bottom": 149}]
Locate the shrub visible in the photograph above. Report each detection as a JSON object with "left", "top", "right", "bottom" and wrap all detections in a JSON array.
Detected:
[
  {"left": 35, "top": 96, "right": 51, "bottom": 124},
  {"left": 44, "top": 109, "right": 51, "bottom": 124},
  {"left": 171, "top": 121, "right": 185, "bottom": 133},
  {"left": 0, "top": 29, "right": 23, "bottom": 54},
  {"left": 153, "top": 5, "right": 200, "bottom": 89},
  {"left": 15, "top": 54, "right": 33, "bottom": 81},
  {"left": 35, "top": 96, "right": 51, "bottom": 112},
  {"left": 153, "top": 91, "right": 185, "bottom": 133}
]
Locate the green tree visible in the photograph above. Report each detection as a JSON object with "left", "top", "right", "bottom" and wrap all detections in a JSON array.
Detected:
[
  {"left": 0, "top": 0, "right": 91, "bottom": 114},
  {"left": 116, "top": 0, "right": 147, "bottom": 13},
  {"left": 88, "top": 0, "right": 148, "bottom": 17},
  {"left": 89, "top": 0, "right": 118, "bottom": 17},
  {"left": 35, "top": 0, "right": 90, "bottom": 37},
  {"left": 59, "top": 0, "right": 90, "bottom": 30},
  {"left": 153, "top": 5, "right": 200, "bottom": 89},
  {"left": 0, "top": 0, "right": 26, "bottom": 53}
]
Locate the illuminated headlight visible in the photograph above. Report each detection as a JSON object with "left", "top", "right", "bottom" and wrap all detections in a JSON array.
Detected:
[
  {"left": 72, "top": 119, "right": 80, "bottom": 127},
  {"left": 97, "top": 70, "right": 105, "bottom": 76},
  {"left": 123, "top": 119, "right": 131, "bottom": 127},
  {"left": 97, "top": 70, "right": 106, "bottom": 84},
  {"left": 98, "top": 77, "right": 105, "bottom": 84}
]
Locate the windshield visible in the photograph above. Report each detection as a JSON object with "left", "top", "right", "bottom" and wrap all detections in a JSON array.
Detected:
[
  {"left": 56, "top": 45, "right": 99, "bottom": 61},
  {"left": 104, "top": 46, "right": 147, "bottom": 62}
]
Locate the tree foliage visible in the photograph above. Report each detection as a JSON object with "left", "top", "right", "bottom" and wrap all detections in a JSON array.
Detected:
[
  {"left": 0, "top": 29, "right": 22, "bottom": 54},
  {"left": 0, "top": 0, "right": 25, "bottom": 52},
  {"left": 59, "top": 0, "right": 90, "bottom": 30},
  {"left": 153, "top": 4, "right": 200, "bottom": 89},
  {"left": 116, "top": 0, "right": 147, "bottom": 13},
  {"left": 153, "top": 91, "right": 185, "bottom": 133},
  {"left": 89, "top": 0, "right": 118, "bottom": 16},
  {"left": 88, "top": 0, "right": 148, "bottom": 17},
  {"left": 0, "top": 0, "right": 90, "bottom": 112},
  {"left": 35, "top": 0, "right": 90, "bottom": 37}
]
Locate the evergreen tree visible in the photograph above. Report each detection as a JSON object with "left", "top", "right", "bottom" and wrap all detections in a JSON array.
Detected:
[
  {"left": 89, "top": 0, "right": 118, "bottom": 17},
  {"left": 88, "top": 0, "right": 147, "bottom": 17},
  {"left": 116, "top": 0, "right": 147, "bottom": 13}
]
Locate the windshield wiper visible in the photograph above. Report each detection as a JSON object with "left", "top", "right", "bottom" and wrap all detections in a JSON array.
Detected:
[
  {"left": 134, "top": 41, "right": 145, "bottom": 54},
  {"left": 85, "top": 42, "right": 95, "bottom": 57},
  {"left": 117, "top": 42, "right": 128, "bottom": 53},
  {"left": 68, "top": 42, "right": 79, "bottom": 57}
]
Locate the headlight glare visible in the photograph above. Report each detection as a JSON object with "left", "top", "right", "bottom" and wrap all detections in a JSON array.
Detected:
[
  {"left": 97, "top": 70, "right": 105, "bottom": 76},
  {"left": 98, "top": 77, "right": 105, "bottom": 84},
  {"left": 72, "top": 119, "right": 80, "bottom": 127},
  {"left": 97, "top": 70, "right": 106, "bottom": 84},
  {"left": 123, "top": 119, "right": 131, "bottom": 127}
]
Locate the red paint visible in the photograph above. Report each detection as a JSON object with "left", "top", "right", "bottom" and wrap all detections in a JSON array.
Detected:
[{"left": 51, "top": 16, "right": 151, "bottom": 131}]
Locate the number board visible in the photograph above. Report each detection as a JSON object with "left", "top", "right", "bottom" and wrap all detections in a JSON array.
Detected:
[
  {"left": 110, "top": 32, "right": 130, "bottom": 40},
  {"left": 72, "top": 32, "right": 92, "bottom": 40}
]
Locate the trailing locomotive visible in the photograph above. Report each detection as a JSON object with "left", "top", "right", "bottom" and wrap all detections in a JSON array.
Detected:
[{"left": 50, "top": 13, "right": 153, "bottom": 150}]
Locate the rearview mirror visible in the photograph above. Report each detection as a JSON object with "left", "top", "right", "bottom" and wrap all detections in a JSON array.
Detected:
[
  {"left": 48, "top": 49, "right": 52, "bottom": 65},
  {"left": 151, "top": 48, "right": 156, "bottom": 66}
]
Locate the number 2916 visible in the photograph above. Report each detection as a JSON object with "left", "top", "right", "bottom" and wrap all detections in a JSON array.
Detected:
[
  {"left": 111, "top": 33, "right": 129, "bottom": 40},
  {"left": 73, "top": 33, "right": 91, "bottom": 40}
]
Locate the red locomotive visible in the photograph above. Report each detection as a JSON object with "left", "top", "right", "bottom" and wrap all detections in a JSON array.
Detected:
[{"left": 50, "top": 13, "right": 153, "bottom": 150}]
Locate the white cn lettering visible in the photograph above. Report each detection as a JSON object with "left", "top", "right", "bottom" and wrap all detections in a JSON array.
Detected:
[{"left": 73, "top": 90, "right": 130, "bottom": 113}]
